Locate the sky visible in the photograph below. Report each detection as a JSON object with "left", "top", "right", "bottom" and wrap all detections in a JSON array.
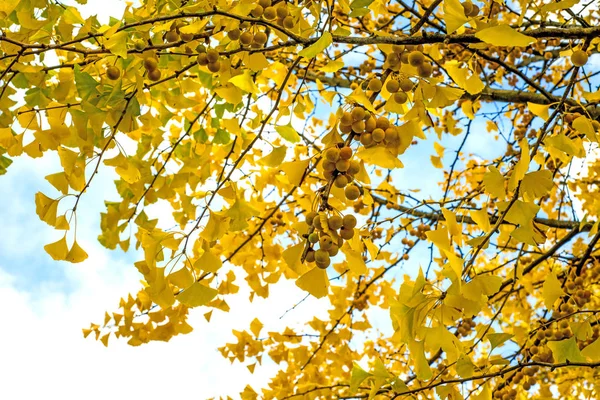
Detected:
[{"left": 2, "top": 1, "right": 600, "bottom": 399}]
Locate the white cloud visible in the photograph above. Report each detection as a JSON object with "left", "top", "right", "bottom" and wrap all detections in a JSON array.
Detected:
[{"left": 0, "top": 152, "right": 331, "bottom": 400}]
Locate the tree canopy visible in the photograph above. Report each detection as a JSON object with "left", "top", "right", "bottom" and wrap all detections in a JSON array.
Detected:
[{"left": 2, "top": 0, "right": 600, "bottom": 398}]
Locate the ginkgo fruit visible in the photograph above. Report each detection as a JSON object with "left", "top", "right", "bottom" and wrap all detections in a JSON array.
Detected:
[
  {"left": 134, "top": 40, "right": 146, "bottom": 51},
  {"left": 206, "top": 49, "right": 219, "bottom": 63},
  {"left": 327, "top": 244, "right": 339, "bottom": 257},
  {"left": 347, "top": 160, "right": 360, "bottom": 175},
  {"left": 143, "top": 57, "right": 158, "bottom": 71},
  {"left": 282, "top": 16, "right": 294, "bottom": 29},
  {"left": 319, "top": 235, "right": 333, "bottom": 250},
  {"left": 324, "top": 147, "right": 340, "bottom": 162},
  {"left": 180, "top": 32, "right": 194, "bottom": 42},
  {"left": 336, "top": 159, "right": 350, "bottom": 172},
  {"left": 417, "top": 63, "right": 433, "bottom": 77},
  {"left": 360, "top": 133, "right": 373, "bottom": 146},
  {"left": 147, "top": 69, "right": 162, "bottom": 81},
  {"left": 165, "top": 30, "right": 180, "bottom": 43},
  {"left": 328, "top": 215, "right": 343, "bottom": 230},
  {"left": 351, "top": 120, "right": 365, "bottom": 133},
  {"left": 254, "top": 32, "right": 268, "bottom": 45},
  {"left": 314, "top": 249, "right": 329, "bottom": 263},
  {"left": 263, "top": 6, "right": 277, "bottom": 20},
  {"left": 345, "top": 185, "right": 360, "bottom": 200},
  {"left": 351, "top": 107, "right": 365, "bottom": 121},
  {"left": 227, "top": 28, "right": 241, "bottom": 41},
  {"left": 208, "top": 61, "right": 221, "bottom": 73},
  {"left": 571, "top": 50, "right": 588, "bottom": 67},
  {"left": 386, "top": 79, "right": 400, "bottom": 93},
  {"left": 240, "top": 32, "right": 254, "bottom": 46},
  {"left": 394, "top": 91, "right": 408, "bottom": 104},
  {"left": 340, "top": 226, "right": 355, "bottom": 240},
  {"left": 308, "top": 232, "right": 319, "bottom": 243},
  {"left": 386, "top": 52, "right": 400, "bottom": 66},
  {"left": 372, "top": 128, "right": 385, "bottom": 142},
  {"left": 365, "top": 117, "right": 376, "bottom": 132},
  {"left": 305, "top": 211, "right": 317, "bottom": 226},
  {"left": 251, "top": 5, "right": 264, "bottom": 17},
  {"left": 276, "top": 5, "right": 288, "bottom": 18},
  {"left": 376, "top": 117, "right": 390, "bottom": 130},
  {"left": 399, "top": 78, "right": 413, "bottom": 92},
  {"left": 408, "top": 51, "right": 425, "bottom": 66},
  {"left": 197, "top": 53, "right": 209, "bottom": 66},
  {"left": 368, "top": 78, "right": 382, "bottom": 91},
  {"left": 342, "top": 214, "right": 357, "bottom": 229},
  {"left": 339, "top": 146, "right": 353, "bottom": 160},
  {"left": 106, "top": 66, "right": 120, "bottom": 80},
  {"left": 334, "top": 174, "right": 348, "bottom": 188}
]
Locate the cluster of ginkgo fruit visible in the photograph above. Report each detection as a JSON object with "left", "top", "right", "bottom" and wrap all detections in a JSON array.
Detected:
[
  {"left": 322, "top": 144, "right": 363, "bottom": 201},
  {"left": 456, "top": 317, "right": 476, "bottom": 337},
  {"left": 499, "top": 368, "right": 537, "bottom": 398},
  {"left": 339, "top": 105, "right": 402, "bottom": 151},
  {"left": 304, "top": 211, "right": 357, "bottom": 269},
  {"left": 460, "top": 1, "right": 480, "bottom": 17},
  {"left": 196, "top": 46, "right": 223, "bottom": 73},
  {"left": 367, "top": 75, "right": 415, "bottom": 104},
  {"left": 352, "top": 292, "right": 370, "bottom": 311},
  {"left": 385, "top": 45, "right": 433, "bottom": 78}
]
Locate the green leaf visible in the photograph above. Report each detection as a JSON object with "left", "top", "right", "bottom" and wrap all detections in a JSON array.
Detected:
[
  {"left": 105, "top": 31, "right": 128, "bottom": 58},
  {"left": 275, "top": 124, "right": 301, "bottom": 143},
  {"left": 350, "top": 0, "right": 373, "bottom": 9},
  {"left": 299, "top": 32, "right": 332, "bottom": 59},
  {"left": 177, "top": 282, "right": 218, "bottom": 307},
  {"left": 456, "top": 354, "right": 475, "bottom": 378},
  {"left": 547, "top": 337, "right": 585, "bottom": 363},
  {"left": 74, "top": 65, "right": 99, "bottom": 100},
  {"left": 213, "top": 128, "right": 231, "bottom": 145},
  {"left": 350, "top": 362, "right": 371, "bottom": 393}
]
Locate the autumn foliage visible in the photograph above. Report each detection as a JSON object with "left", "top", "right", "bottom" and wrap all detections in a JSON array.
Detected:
[{"left": 2, "top": 0, "right": 600, "bottom": 398}]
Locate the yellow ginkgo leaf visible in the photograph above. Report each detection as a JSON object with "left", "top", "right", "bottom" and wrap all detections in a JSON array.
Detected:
[
  {"left": 35, "top": 192, "right": 58, "bottom": 226},
  {"left": 281, "top": 159, "right": 310, "bottom": 187},
  {"left": 66, "top": 240, "right": 88, "bottom": 263},
  {"left": 442, "top": 0, "right": 469, "bottom": 34},
  {"left": 475, "top": 25, "right": 535, "bottom": 47},
  {"left": 177, "top": 282, "right": 218, "bottom": 307},
  {"left": 258, "top": 146, "right": 287, "bottom": 167},
  {"left": 543, "top": 272, "right": 565, "bottom": 309},
  {"left": 194, "top": 249, "right": 222, "bottom": 273},
  {"left": 295, "top": 266, "right": 329, "bottom": 298},
  {"left": 341, "top": 243, "right": 367, "bottom": 275},
  {"left": 229, "top": 71, "right": 259, "bottom": 94},
  {"left": 200, "top": 211, "right": 231, "bottom": 242},
  {"left": 356, "top": 147, "right": 403, "bottom": 169},
  {"left": 44, "top": 236, "right": 69, "bottom": 261},
  {"left": 45, "top": 172, "right": 69, "bottom": 195}
]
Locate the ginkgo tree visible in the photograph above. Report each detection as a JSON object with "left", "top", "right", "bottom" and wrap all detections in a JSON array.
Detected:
[{"left": 2, "top": 0, "right": 600, "bottom": 397}]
